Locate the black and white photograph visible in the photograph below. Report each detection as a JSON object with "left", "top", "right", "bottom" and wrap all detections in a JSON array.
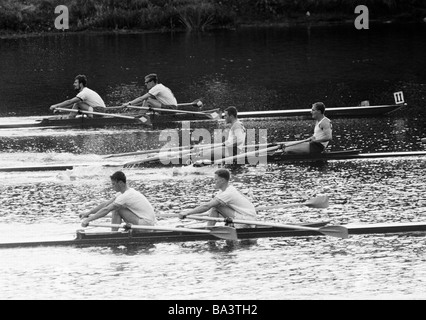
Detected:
[{"left": 0, "top": 0, "right": 425, "bottom": 302}]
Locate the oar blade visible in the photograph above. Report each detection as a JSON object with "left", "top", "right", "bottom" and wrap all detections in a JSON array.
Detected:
[
  {"left": 137, "top": 115, "right": 152, "bottom": 125},
  {"left": 305, "top": 195, "right": 329, "bottom": 208},
  {"left": 210, "top": 226, "right": 238, "bottom": 241},
  {"left": 318, "top": 226, "right": 348, "bottom": 239},
  {"left": 207, "top": 111, "right": 221, "bottom": 120}
]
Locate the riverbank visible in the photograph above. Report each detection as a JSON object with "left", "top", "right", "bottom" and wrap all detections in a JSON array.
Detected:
[
  {"left": 1, "top": 15, "right": 424, "bottom": 40},
  {"left": 0, "top": 0, "right": 425, "bottom": 39}
]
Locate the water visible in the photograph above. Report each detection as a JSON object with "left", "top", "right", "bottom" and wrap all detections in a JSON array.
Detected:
[
  {"left": 1, "top": 159, "right": 425, "bottom": 299},
  {"left": 0, "top": 23, "right": 426, "bottom": 300},
  {"left": 1, "top": 24, "right": 426, "bottom": 116}
]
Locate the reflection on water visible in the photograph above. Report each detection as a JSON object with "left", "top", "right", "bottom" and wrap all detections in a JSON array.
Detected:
[{"left": 0, "top": 115, "right": 424, "bottom": 156}]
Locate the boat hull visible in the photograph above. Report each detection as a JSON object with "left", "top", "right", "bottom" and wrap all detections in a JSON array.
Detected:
[
  {"left": 0, "top": 222, "right": 328, "bottom": 248},
  {"left": 135, "top": 149, "right": 426, "bottom": 167},
  {"left": 0, "top": 116, "right": 151, "bottom": 129},
  {"left": 237, "top": 104, "right": 406, "bottom": 119},
  {"left": 2, "top": 221, "right": 426, "bottom": 249}
]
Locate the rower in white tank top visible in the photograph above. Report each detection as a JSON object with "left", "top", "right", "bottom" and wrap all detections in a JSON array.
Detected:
[
  {"left": 313, "top": 116, "right": 332, "bottom": 149},
  {"left": 284, "top": 102, "right": 332, "bottom": 154}
]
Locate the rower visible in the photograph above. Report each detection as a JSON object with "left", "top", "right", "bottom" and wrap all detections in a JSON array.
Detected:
[
  {"left": 178, "top": 169, "right": 257, "bottom": 228},
  {"left": 122, "top": 73, "right": 177, "bottom": 111},
  {"left": 80, "top": 171, "right": 156, "bottom": 231},
  {"left": 285, "top": 102, "right": 332, "bottom": 154},
  {"left": 49, "top": 75, "right": 106, "bottom": 119},
  {"left": 197, "top": 106, "right": 247, "bottom": 162}
]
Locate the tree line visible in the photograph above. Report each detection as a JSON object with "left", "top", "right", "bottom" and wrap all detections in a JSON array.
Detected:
[{"left": 0, "top": 0, "right": 425, "bottom": 34}]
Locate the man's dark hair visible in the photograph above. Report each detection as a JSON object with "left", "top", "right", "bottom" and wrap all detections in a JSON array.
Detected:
[
  {"left": 313, "top": 102, "right": 325, "bottom": 114},
  {"left": 225, "top": 106, "right": 238, "bottom": 118},
  {"left": 75, "top": 75, "right": 87, "bottom": 87},
  {"left": 145, "top": 73, "right": 158, "bottom": 84},
  {"left": 110, "top": 171, "right": 126, "bottom": 183},
  {"left": 215, "top": 169, "right": 230, "bottom": 181}
]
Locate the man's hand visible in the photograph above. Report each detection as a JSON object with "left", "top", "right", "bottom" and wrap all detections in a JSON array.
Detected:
[
  {"left": 178, "top": 212, "right": 190, "bottom": 220},
  {"left": 81, "top": 219, "right": 90, "bottom": 228},
  {"left": 79, "top": 212, "right": 90, "bottom": 219}
]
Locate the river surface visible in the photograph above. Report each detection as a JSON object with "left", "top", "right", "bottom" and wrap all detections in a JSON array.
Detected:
[{"left": 0, "top": 23, "right": 426, "bottom": 300}]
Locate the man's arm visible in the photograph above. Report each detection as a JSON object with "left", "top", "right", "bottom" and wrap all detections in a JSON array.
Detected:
[
  {"left": 123, "top": 93, "right": 152, "bottom": 106},
  {"left": 80, "top": 198, "right": 116, "bottom": 227},
  {"left": 50, "top": 97, "right": 82, "bottom": 111},
  {"left": 179, "top": 198, "right": 221, "bottom": 219}
]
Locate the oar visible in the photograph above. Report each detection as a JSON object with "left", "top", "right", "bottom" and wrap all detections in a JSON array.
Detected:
[
  {"left": 126, "top": 105, "right": 220, "bottom": 119},
  {"left": 123, "top": 148, "right": 196, "bottom": 166},
  {"left": 107, "top": 99, "right": 203, "bottom": 110},
  {"left": 88, "top": 223, "right": 237, "bottom": 241},
  {"left": 53, "top": 107, "right": 151, "bottom": 123},
  {"left": 103, "top": 145, "right": 191, "bottom": 159},
  {"left": 213, "top": 145, "right": 281, "bottom": 165},
  {"left": 122, "top": 141, "right": 226, "bottom": 166},
  {"left": 177, "top": 99, "right": 203, "bottom": 108},
  {"left": 256, "top": 195, "right": 329, "bottom": 211},
  {"left": 103, "top": 141, "right": 223, "bottom": 160},
  {"left": 158, "top": 196, "right": 328, "bottom": 219},
  {"left": 183, "top": 216, "right": 348, "bottom": 239},
  {"left": 209, "top": 139, "right": 312, "bottom": 165}
]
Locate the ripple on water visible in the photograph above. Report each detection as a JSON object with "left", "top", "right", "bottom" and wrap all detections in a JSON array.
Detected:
[{"left": 0, "top": 155, "right": 426, "bottom": 299}]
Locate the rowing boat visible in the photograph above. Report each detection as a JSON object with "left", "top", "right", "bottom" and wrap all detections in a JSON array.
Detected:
[
  {"left": 237, "top": 103, "right": 405, "bottom": 120},
  {"left": 237, "top": 91, "right": 406, "bottom": 119},
  {"left": 0, "top": 91, "right": 406, "bottom": 129},
  {"left": 1, "top": 221, "right": 426, "bottom": 249},
  {"left": 0, "top": 221, "right": 328, "bottom": 248},
  {"left": 3, "top": 115, "right": 152, "bottom": 129},
  {"left": 0, "top": 108, "right": 221, "bottom": 129},
  {"left": 0, "top": 150, "right": 425, "bottom": 172},
  {"left": 265, "top": 149, "right": 426, "bottom": 162},
  {"left": 133, "top": 149, "right": 426, "bottom": 167}
]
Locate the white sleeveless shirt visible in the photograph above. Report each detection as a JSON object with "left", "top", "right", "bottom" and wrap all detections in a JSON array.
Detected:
[{"left": 313, "top": 117, "right": 332, "bottom": 148}]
